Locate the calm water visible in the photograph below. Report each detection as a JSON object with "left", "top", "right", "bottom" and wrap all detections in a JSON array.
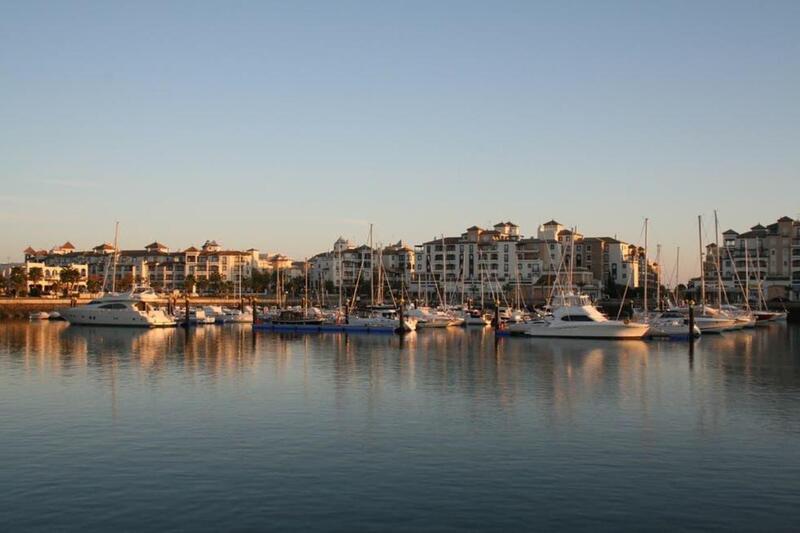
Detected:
[{"left": 1, "top": 322, "right": 799, "bottom": 532}]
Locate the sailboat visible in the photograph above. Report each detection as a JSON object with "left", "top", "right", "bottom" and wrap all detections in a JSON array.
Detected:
[{"left": 688, "top": 215, "right": 737, "bottom": 333}]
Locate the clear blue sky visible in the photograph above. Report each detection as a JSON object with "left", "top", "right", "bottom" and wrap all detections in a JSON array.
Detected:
[{"left": 2, "top": 1, "right": 798, "bottom": 283}]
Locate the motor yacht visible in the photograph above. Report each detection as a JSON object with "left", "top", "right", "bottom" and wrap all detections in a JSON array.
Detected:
[
  {"left": 521, "top": 293, "right": 649, "bottom": 339},
  {"left": 406, "top": 306, "right": 453, "bottom": 328},
  {"left": 347, "top": 306, "right": 417, "bottom": 332},
  {"left": 59, "top": 288, "right": 176, "bottom": 327},
  {"left": 646, "top": 310, "right": 701, "bottom": 339},
  {"left": 463, "top": 308, "right": 490, "bottom": 326}
]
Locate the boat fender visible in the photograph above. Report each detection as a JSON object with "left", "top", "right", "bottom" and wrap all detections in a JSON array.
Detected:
[{"left": 624, "top": 318, "right": 630, "bottom": 325}]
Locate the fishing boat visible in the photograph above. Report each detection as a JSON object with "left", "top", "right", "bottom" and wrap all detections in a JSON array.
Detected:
[
  {"left": 29, "top": 311, "right": 51, "bottom": 320},
  {"left": 521, "top": 293, "right": 650, "bottom": 339}
]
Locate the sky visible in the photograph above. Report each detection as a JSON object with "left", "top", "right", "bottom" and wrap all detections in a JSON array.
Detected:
[{"left": 1, "top": 0, "right": 798, "bottom": 283}]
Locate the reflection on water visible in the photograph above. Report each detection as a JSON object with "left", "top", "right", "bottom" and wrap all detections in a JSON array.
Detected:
[
  {"left": 1, "top": 322, "right": 799, "bottom": 423},
  {"left": 1, "top": 321, "right": 799, "bottom": 530}
]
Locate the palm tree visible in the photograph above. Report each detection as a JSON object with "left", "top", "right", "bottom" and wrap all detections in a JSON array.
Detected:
[
  {"left": 9, "top": 266, "right": 27, "bottom": 296},
  {"left": 60, "top": 267, "right": 83, "bottom": 295},
  {"left": 28, "top": 267, "right": 43, "bottom": 295}
]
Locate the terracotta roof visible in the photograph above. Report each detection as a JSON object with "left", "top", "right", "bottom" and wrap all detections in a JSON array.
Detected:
[
  {"left": 778, "top": 216, "right": 794, "bottom": 222},
  {"left": 61, "top": 241, "right": 75, "bottom": 249},
  {"left": 145, "top": 241, "right": 167, "bottom": 249},
  {"left": 542, "top": 219, "right": 561, "bottom": 226},
  {"left": 750, "top": 223, "right": 766, "bottom": 230},
  {"left": 722, "top": 229, "right": 738, "bottom": 235},
  {"left": 558, "top": 229, "right": 573, "bottom": 236},
  {"left": 466, "top": 225, "right": 482, "bottom": 231},
  {"left": 184, "top": 246, "right": 199, "bottom": 252},
  {"left": 23, "top": 246, "right": 36, "bottom": 254}
]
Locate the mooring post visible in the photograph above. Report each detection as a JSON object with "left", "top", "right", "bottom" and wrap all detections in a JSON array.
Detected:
[
  {"left": 688, "top": 300, "right": 695, "bottom": 339},
  {"left": 184, "top": 294, "right": 190, "bottom": 328}
]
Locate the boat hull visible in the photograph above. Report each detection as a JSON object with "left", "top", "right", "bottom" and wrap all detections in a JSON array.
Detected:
[{"left": 523, "top": 322, "right": 649, "bottom": 339}]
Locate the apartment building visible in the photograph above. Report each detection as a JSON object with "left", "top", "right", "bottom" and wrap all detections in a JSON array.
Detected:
[
  {"left": 704, "top": 216, "right": 800, "bottom": 301},
  {"left": 23, "top": 239, "right": 263, "bottom": 293}
]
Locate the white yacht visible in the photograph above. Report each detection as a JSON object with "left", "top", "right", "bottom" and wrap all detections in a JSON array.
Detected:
[
  {"left": 647, "top": 311, "right": 702, "bottom": 339},
  {"left": 59, "top": 288, "right": 176, "bottom": 328},
  {"left": 463, "top": 309, "right": 490, "bottom": 326},
  {"left": 406, "top": 306, "right": 453, "bottom": 328},
  {"left": 348, "top": 307, "right": 418, "bottom": 332},
  {"left": 521, "top": 293, "right": 650, "bottom": 339}
]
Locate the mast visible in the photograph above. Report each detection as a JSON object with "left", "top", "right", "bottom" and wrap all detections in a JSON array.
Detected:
[
  {"left": 111, "top": 221, "right": 120, "bottom": 293},
  {"left": 698, "top": 215, "right": 705, "bottom": 308},
  {"left": 369, "top": 224, "right": 374, "bottom": 306},
  {"left": 338, "top": 245, "right": 343, "bottom": 309},
  {"left": 441, "top": 234, "right": 447, "bottom": 308},
  {"left": 479, "top": 250, "right": 484, "bottom": 309},
  {"left": 643, "top": 218, "right": 648, "bottom": 313},
  {"left": 744, "top": 241, "right": 750, "bottom": 306},
  {"left": 304, "top": 259, "right": 308, "bottom": 316},
  {"left": 655, "top": 243, "right": 661, "bottom": 311},
  {"left": 714, "top": 210, "right": 722, "bottom": 309},
  {"left": 675, "top": 246, "right": 680, "bottom": 304}
]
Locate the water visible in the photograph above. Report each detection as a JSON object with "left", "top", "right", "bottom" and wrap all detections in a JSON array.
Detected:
[{"left": 1, "top": 322, "right": 799, "bottom": 531}]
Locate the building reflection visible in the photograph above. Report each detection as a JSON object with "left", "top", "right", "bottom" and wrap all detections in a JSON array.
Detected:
[{"left": 0, "top": 321, "right": 797, "bottom": 431}]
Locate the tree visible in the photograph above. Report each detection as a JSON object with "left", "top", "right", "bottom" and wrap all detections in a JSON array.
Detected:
[
  {"left": 208, "top": 272, "right": 223, "bottom": 294},
  {"left": 28, "top": 267, "right": 43, "bottom": 295},
  {"left": 117, "top": 274, "right": 134, "bottom": 292},
  {"left": 196, "top": 277, "right": 209, "bottom": 295},
  {"left": 60, "top": 267, "right": 83, "bottom": 294},
  {"left": 86, "top": 275, "right": 103, "bottom": 294},
  {"left": 9, "top": 266, "right": 28, "bottom": 296},
  {"left": 184, "top": 274, "right": 196, "bottom": 295}
]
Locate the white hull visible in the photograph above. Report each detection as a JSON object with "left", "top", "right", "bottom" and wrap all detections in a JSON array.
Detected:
[
  {"left": 524, "top": 321, "right": 649, "bottom": 339},
  {"left": 348, "top": 316, "right": 417, "bottom": 332},
  {"left": 647, "top": 320, "right": 701, "bottom": 338},
  {"left": 693, "top": 317, "right": 737, "bottom": 334},
  {"left": 415, "top": 317, "right": 452, "bottom": 328},
  {"left": 60, "top": 307, "right": 175, "bottom": 327}
]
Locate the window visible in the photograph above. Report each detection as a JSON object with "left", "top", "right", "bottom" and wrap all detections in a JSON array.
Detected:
[
  {"left": 98, "top": 303, "right": 127, "bottom": 310},
  {"left": 561, "top": 315, "right": 594, "bottom": 322}
]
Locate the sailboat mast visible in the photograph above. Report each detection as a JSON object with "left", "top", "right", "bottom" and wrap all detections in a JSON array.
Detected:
[
  {"left": 369, "top": 224, "right": 374, "bottom": 306},
  {"left": 338, "top": 246, "right": 343, "bottom": 309},
  {"left": 698, "top": 215, "right": 706, "bottom": 307},
  {"left": 304, "top": 259, "right": 308, "bottom": 315},
  {"left": 714, "top": 210, "right": 722, "bottom": 309},
  {"left": 675, "top": 246, "right": 680, "bottom": 303},
  {"left": 656, "top": 243, "right": 661, "bottom": 311},
  {"left": 111, "top": 221, "right": 119, "bottom": 293},
  {"left": 643, "top": 218, "right": 648, "bottom": 313},
  {"left": 441, "top": 234, "right": 447, "bottom": 308},
  {"left": 744, "top": 242, "right": 749, "bottom": 306}
]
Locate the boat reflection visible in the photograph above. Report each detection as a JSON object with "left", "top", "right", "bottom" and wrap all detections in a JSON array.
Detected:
[{"left": 0, "top": 321, "right": 796, "bottom": 428}]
